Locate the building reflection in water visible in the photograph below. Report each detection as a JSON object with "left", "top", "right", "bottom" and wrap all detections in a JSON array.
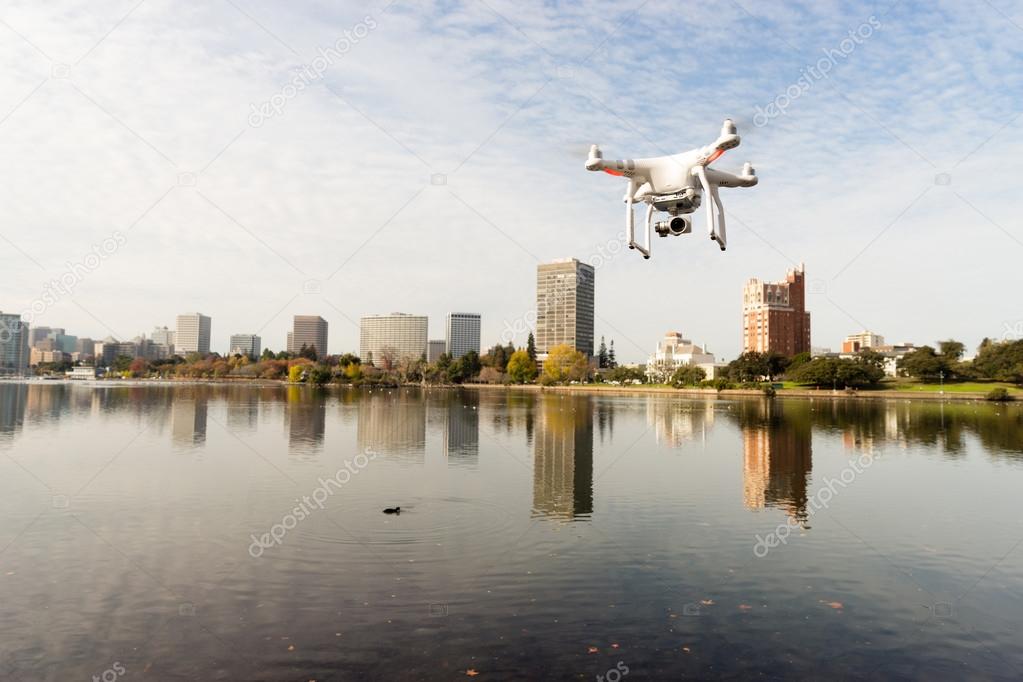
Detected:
[
  {"left": 226, "top": 390, "right": 260, "bottom": 433},
  {"left": 356, "top": 388, "right": 426, "bottom": 463},
  {"left": 170, "top": 391, "right": 208, "bottom": 447},
  {"left": 444, "top": 390, "right": 479, "bottom": 467},
  {"left": 737, "top": 400, "right": 813, "bottom": 526},
  {"left": 532, "top": 395, "right": 594, "bottom": 521},
  {"left": 286, "top": 386, "right": 326, "bottom": 453},
  {"left": 645, "top": 398, "right": 715, "bottom": 448},
  {"left": 0, "top": 383, "right": 28, "bottom": 447}
]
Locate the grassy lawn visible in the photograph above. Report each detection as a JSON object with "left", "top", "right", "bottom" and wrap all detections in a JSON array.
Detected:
[
  {"left": 882, "top": 380, "right": 1023, "bottom": 394},
  {"left": 778, "top": 379, "right": 1022, "bottom": 394}
]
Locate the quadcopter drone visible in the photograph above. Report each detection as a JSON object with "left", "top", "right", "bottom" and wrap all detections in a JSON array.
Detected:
[{"left": 585, "top": 119, "right": 757, "bottom": 258}]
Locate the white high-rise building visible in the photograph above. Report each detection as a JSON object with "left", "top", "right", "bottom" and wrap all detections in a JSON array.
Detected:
[
  {"left": 445, "top": 313, "right": 481, "bottom": 359},
  {"left": 175, "top": 313, "right": 211, "bottom": 355},
  {"left": 359, "top": 313, "right": 428, "bottom": 367}
]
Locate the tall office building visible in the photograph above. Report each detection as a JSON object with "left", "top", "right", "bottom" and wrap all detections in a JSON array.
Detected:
[
  {"left": 28, "top": 326, "right": 60, "bottom": 347},
  {"left": 75, "top": 337, "right": 96, "bottom": 359},
  {"left": 535, "top": 258, "right": 595, "bottom": 358},
  {"left": 286, "top": 316, "right": 328, "bottom": 358},
  {"left": 741, "top": 264, "right": 810, "bottom": 356},
  {"left": 427, "top": 339, "right": 446, "bottom": 363},
  {"left": 0, "top": 312, "right": 30, "bottom": 376},
  {"left": 842, "top": 331, "right": 885, "bottom": 353},
  {"left": 229, "top": 334, "right": 262, "bottom": 359},
  {"left": 445, "top": 312, "right": 481, "bottom": 359},
  {"left": 152, "top": 326, "right": 175, "bottom": 348},
  {"left": 359, "top": 313, "right": 428, "bottom": 367},
  {"left": 175, "top": 313, "right": 211, "bottom": 355}
]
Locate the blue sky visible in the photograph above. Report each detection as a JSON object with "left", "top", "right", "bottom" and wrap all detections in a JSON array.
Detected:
[{"left": 1, "top": 0, "right": 1021, "bottom": 361}]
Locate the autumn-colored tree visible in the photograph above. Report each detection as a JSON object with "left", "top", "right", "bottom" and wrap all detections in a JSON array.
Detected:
[
  {"left": 506, "top": 349, "right": 537, "bottom": 384},
  {"left": 541, "top": 344, "right": 589, "bottom": 384},
  {"left": 128, "top": 357, "right": 149, "bottom": 377}
]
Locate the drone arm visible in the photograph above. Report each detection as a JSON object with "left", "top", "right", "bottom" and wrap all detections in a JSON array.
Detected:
[{"left": 704, "top": 165, "right": 757, "bottom": 188}]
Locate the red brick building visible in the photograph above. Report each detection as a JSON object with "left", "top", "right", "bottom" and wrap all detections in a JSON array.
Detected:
[{"left": 742, "top": 264, "right": 811, "bottom": 356}]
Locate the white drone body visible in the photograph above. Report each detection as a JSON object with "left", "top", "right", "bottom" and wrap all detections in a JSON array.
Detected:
[{"left": 585, "top": 119, "right": 757, "bottom": 258}]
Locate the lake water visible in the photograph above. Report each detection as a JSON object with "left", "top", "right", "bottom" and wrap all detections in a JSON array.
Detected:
[{"left": 1, "top": 383, "right": 1022, "bottom": 680}]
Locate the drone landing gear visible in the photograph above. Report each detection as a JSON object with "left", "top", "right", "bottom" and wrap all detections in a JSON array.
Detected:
[
  {"left": 694, "top": 165, "right": 728, "bottom": 251},
  {"left": 624, "top": 180, "right": 651, "bottom": 258}
]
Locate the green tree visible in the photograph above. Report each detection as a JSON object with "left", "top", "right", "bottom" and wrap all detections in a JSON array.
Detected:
[
  {"left": 856, "top": 348, "right": 886, "bottom": 371},
  {"left": 337, "top": 353, "right": 360, "bottom": 367},
  {"left": 506, "top": 350, "right": 538, "bottom": 383},
  {"left": 607, "top": 340, "right": 617, "bottom": 368},
  {"left": 766, "top": 351, "right": 790, "bottom": 380},
  {"left": 299, "top": 344, "right": 319, "bottom": 361},
  {"left": 597, "top": 336, "right": 608, "bottom": 369},
  {"left": 447, "top": 351, "right": 482, "bottom": 384},
  {"left": 606, "top": 365, "right": 645, "bottom": 384},
  {"left": 670, "top": 364, "right": 706, "bottom": 387},
  {"left": 309, "top": 365, "right": 333, "bottom": 385},
  {"left": 728, "top": 351, "right": 769, "bottom": 383},
  {"left": 787, "top": 351, "right": 812, "bottom": 375},
  {"left": 112, "top": 354, "right": 134, "bottom": 372},
  {"left": 898, "top": 346, "right": 946, "bottom": 381},
  {"left": 972, "top": 339, "right": 1023, "bottom": 383},
  {"left": 526, "top": 332, "right": 537, "bottom": 362},
  {"left": 792, "top": 357, "right": 883, "bottom": 388},
  {"left": 484, "top": 344, "right": 508, "bottom": 370},
  {"left": 939, "top": 339, "right": 965, "bottom": 361}
]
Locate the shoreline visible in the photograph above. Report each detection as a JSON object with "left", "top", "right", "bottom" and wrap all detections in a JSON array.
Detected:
[
  {"left": 6, "top": 377, "right": 1017, "bottom": 403},
  {"left": 461, "top": 383, "right": 1021, "bottom": 403}
]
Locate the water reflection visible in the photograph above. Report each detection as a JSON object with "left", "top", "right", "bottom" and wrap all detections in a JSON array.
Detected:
[
  {"left": 444, "top": 390, "right": 479, "bottom": 467},
  {"left": 356, "top": 388, "right": 426, "bottom": 462},
  {"left": 0, "top": 382, "right": 28, "bottom": 446},
  {"left": 531, "top": 395, "right": 594, "bottom": 521},
  {"left": 286, "top": 386, "right": 326, "bottom": 452},
  {"left": 226, "top": 390, "right": 260, "bottom": 432},
  {"left": 2, "top": 382, "right": 1022, "bottom": 466},
  {"left": 731, "top": 400, "right": 813, "bottom": 525},
  {"left": 170, "top": 391, "right": 208, "bottom": 447},
  {"left": 646, "top": 398, "right": 715, "bottom": 448}
]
